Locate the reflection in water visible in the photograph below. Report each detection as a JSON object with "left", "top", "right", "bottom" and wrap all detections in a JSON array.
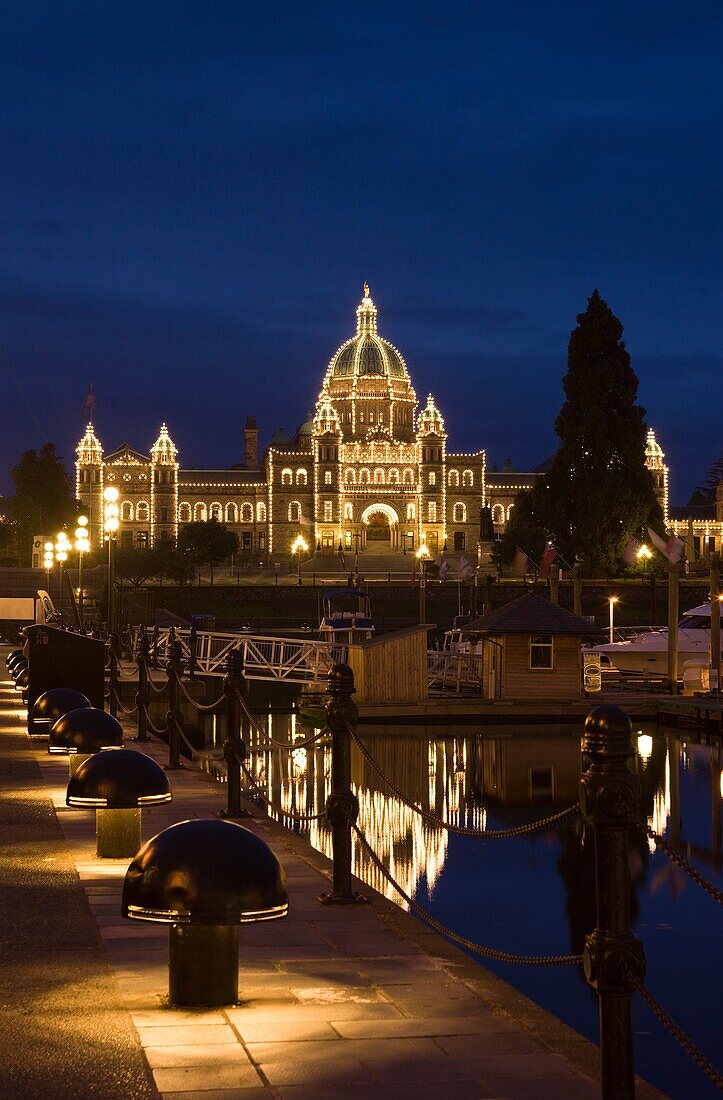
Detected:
[{"left": 240, "top": 709, "right": 721, "bottom": 1099}]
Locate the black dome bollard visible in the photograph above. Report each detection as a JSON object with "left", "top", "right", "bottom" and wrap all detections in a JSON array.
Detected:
[
  {"left": 31, "top": 688, "right": 91, "bottom": 737},
  {"left": 123, "top": 818, "right": 288, "bottom": 1007},
  {"left": 7, "top": 650, "right": 24, "bottom": 671},
  {"left": 14, "top": 665, "right": 29, "bottom": 692},
  {"left": 50, "top": 707, "right": 123, "bottom": 775},
  {"left": 67, "top": 748, "right": 171, "bottom": 858}
]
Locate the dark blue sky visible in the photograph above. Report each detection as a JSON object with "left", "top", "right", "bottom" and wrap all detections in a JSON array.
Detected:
[{"left": 1, "top": 2, "right": 721, "bottom": 500}]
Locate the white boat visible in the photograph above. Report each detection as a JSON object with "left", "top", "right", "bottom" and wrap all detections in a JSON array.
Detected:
[
  {"left": 588, "top": 601, "right": 718, "bottom": 677},
  {"left": 318, "top": 587, "right": 375, "bottom": 645}
]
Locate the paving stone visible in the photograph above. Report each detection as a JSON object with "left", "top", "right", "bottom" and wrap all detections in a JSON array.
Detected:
[
  {"left": 138, "top": 1024, "right": 241, "bottom": 1047},
  {"left": 331, "top": 1014, "right": 517, "bottom": 1039},
  {"left": 246, "top": 1036, "right": 447, "bottom": 1064},
  {"left": 144, "top": 1043, "right": 253, "bottom": 1068},
  {"left": 153, "top": 1065, "right": 265, "bottom": 1092}
]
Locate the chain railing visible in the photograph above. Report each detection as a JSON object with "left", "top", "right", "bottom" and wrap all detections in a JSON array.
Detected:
[
  {"left": 353, "top": 823, "right": 582, "bottom": 966},
  {"left": 238, "top": 757, "right": 327, "bottom": 823},
  {"left": 350, "top": 727, "right": 580, "bottom": 838},
  {"left": 622, "top": 964, "right": 723, "bottom": 1091},
  {"left": 625, "top": 807, "right": 723, "bottom": 906}
]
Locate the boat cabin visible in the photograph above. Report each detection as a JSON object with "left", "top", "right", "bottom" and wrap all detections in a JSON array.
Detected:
[{"left": 318, "top": 588, "right": 375, "bottom": 645}]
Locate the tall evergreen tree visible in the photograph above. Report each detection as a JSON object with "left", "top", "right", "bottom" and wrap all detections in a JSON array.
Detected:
[
  {"left": 505, "top": 291, "right": 661, "bottom": 574},
  {"left": 10, "top": 444, "right": 79, "bottom": 564}
]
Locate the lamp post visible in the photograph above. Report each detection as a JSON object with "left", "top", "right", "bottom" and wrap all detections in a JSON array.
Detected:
[
  {"left": 74, "top": 515, "right": 90, "bottom": 626},
  {"left": 416, "top": 543, "right": 431, "bottom": 625},
  {"left": 104, "top": 487, "right": 120, "bottom": 634},
  {"left": 55, "top": 530, "right": 70, "bottom": 624},
  {"left": 636, "top": 544, "right": 652, "bottom": 574},
  {"left": 43, "top": 541, "right": 54, "bottom": 597},
  {"left": 608, "top": 596, "right": 619, "bottom": 644},
  {"left": 291, "top": 534, "right": 308, "bottom": 586}
]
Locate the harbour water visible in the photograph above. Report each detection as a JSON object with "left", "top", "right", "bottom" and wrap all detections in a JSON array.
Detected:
[{"left": 238, "top": 700, "right": 722, "bottom": 1100}]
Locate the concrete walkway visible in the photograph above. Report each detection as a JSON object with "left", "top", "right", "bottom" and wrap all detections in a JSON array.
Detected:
[{"left": 2, "top": 659, "right": 664, "bottom": 1099}]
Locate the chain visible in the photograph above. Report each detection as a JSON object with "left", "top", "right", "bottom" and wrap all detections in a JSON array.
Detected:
[
  {"left": 626, "top": 809, "right": 723, "bottom": 906},
  {"left": 239, "top": 758, "right": 326, "bottom": 822},
  {"left": 176, "top": 675, "right": 227, "bottom": 713},
  {"left": 110, "top": 682, "right": 139, "bottom": 717},
  {"left": 141, "top": 661, "right": 169, "bottom": 696},
  {"left": 353, "top": 825, "right": 581, "bottom": 967},
  {"left": 140, "top": 701, "right": 168, "bottom": 737},
  {"left": 235, "top": 686, "right": 329, "bottom": 750},
  {"left": 623, "top": 965, "right": 723, "bottom": 1090},
  {"left": 350, "top": 730, "right": 579, "bottom": 838}
]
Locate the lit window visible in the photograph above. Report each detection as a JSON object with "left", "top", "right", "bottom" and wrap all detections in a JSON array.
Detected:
[
  {"left": 256, "top": 501, "right": 266, "bottom": 522},
  {"left": 288, "top": 501, "right": 301, "bottom": 522},
  {"left": 281, "top": 468, "right": 292, "bottom": 486},
  {"left": 241, "top": 503, "right": 253, "bottom": 523},
  {"left": 388, "top": 468, "right": 399, "bottom": 484},
  {"left": 178, "top": 503, "right": 191, "bottom": 523},
  {"left": 323, "top": 500, "right": 333, "bottom": 521},
  {"left": 344, "top": 502, "right": 353, "bottom": 520},
  {"left": 453, "top": 502, "right": 466, "bottom": 523},
  {"left": 530, "top": 634, "right": 554, "bottom": 669},
  {"left": 226, "top": 503, "right": 238, "bottom": 523},
  {"left": 296, "top": 469, "right": 307, "bottom": 486},
  {"left": 427, "top": 502, "right": 437, "bottom": 523},
  {"left": 403, "top": 468, "right": 414, "bottom": 486},
  {"left": 360, "top": 469, "right": 370, "bottom": 485},
  {"left": 136, "top": 501, "right": 149, "bottom": 522},
  {"left": 462, "top": 470, "right": 473, "bottom": 487},
  {"left": 345, "top": 468, "right": 355, "bottom": 484},
  {"left": 429, "top": 471, "right": 436, "bottom": 487},
  {"left": 406, "top": 502, "right": 416, "bottom": 521},
  {"left": 210, "top": 502, "right": 222, "bottom": 521},
  {"left": 374, "top": 468, "right": 385, "bottom": 485},
  {"left": 448, "top": 469, "right": 459, "bottom": 487},
  {"left": 194, "top": 502, "right": 207, "bottom": 522},
  {"left": 324, "top": 471, "right": 332, "bottom": 485},
  {"left": 492, "top": 504, "right": 505, "bottom": 525},
  {"left": 121, "top": 501, "right": 133, "bottom": 522}
]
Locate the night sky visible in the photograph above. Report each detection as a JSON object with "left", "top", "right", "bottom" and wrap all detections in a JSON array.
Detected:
[{"left": 1, "top": 2, "right": 721, "bottom": 501}]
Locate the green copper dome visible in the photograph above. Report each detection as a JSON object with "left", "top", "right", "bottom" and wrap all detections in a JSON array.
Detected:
[{"left": 327, "top": 286, "right": 408, "bottom": 381}]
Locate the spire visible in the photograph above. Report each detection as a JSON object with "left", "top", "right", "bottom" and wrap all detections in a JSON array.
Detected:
[
  {"left": 76, "top": 422, "right": 103, "bottom": 464},
  {"left": 356, "top": 282, "right": 377, "bottom": 336},
  {"left": 417, "top": 393, "right": 446, "bottom": 436}
]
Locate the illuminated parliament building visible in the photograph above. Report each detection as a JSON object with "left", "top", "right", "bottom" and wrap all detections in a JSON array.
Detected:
[{"left": 76, "top": 285, "right": 690, "bottom": 561}]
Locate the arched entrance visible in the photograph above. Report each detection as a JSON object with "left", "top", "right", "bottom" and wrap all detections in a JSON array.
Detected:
[{"left": 360, "top": 503, "right": 400, "bottom": 552}]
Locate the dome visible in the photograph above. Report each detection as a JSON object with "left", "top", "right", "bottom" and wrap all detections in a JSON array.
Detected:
[
  {"left": 313, "top": 399, "right": 341, "bottom": 435},
  {"left": 151, "top": 424, "right": 178, "bottom": 465},
  {"left": 327, "top": 285, "right": 408, "bottom": 381},
  {"left": 417, "top": 393, "right": 445, "bottom": 436},
  {"left": 645, "top": 428, "right": 665, "bottom": 469},
  {"left": 76, "top": 423, "right": 103, "bottom": 465}
]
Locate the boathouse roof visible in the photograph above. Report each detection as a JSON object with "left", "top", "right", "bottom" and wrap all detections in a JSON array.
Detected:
[{"left": 465, "top": 592, "right": 600, "bottom": 635}]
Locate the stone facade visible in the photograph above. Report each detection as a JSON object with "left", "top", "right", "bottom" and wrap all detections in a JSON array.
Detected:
[{"left": 76, "top": 286, "right": 684, "bottom": 560}]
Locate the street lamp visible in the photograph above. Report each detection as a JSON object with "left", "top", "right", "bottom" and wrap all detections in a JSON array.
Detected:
[
  {"left": 55, "top": 530, "right": 70, "bottom": 624},
  {"left": 608, "top": 595, "right": 619, "bottom": 644},
  {"left": 43, "top": 540, "right": 54, "bottom": 596},
  {"left": 416, "top": 543, "right": 432, "bottom": 624},
  {"left": 75, "top": 516, "right": 90, "bottom": 626},
  {"left": 636, "top": 544, "right": 652, "bottom": 573},
  {"left": 104, "top": 487, "right": 120, "bottom": 635},
  {"left": 291, "top": 534, "right": 308, "bottom": 586}
]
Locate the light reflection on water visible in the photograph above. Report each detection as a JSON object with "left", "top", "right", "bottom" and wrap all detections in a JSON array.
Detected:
[{"left": 242, "top": 712, "right": 722, "bottom": 1100}]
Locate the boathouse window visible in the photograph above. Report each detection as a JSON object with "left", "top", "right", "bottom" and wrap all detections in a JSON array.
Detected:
[{"left": 529, "top": 634, "right": 553, "bottom": 669}]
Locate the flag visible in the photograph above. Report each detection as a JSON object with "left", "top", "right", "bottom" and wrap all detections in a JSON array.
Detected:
[
  {"left": 510, "top": 547, "right": 529, "bottom": 576},
  {"left": 622, "top": 535, "right": 642, "bottom": 565},
  {"left": 458, "top": 554, "right": 475, "bottom": 581},
  {"left": 539, "top": 544, "right": 558, "bottom": 579},
  {"left": 81, "top": 384, "right": 96, "bottom": 422},
  {"left": 647, "top": 526, "right": 684, "bottom": 564},
  {"left": 439, "top": 559, "right": 452, "bottom": 580}
]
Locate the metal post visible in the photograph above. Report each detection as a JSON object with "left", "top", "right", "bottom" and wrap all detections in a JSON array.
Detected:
[
  {"left": 573, "top": 569, "right": 583, "bottom": 617},
  {"left": 580, "top": 704, "right": 645, "bottom": 1100},
  {"left": 169, "top": 925, "right": 238, "bottom": 1007},
  {"left": 109, "top": 634, "right": 119, "bottom": 719},
  {"left": 135, "top": 630, "right": 149, "bottom": 743},
  {"left": 419, "top": 561, "right": 426, "bottom": 624},
  {"left": 107, "top": 535, "right": 116, "bottom": 636},
  {"left": 219, "top": 650, "right": 249, "bottom": 818},
  {"left": 319, "top": 663, "right": 367, "bottom": 905},
  {"left": 709, "top": 553, "right": 720, "bottom": 694},
  {"left": 550, "top": 571, "right": 559, "bottom": 606},
  {"left": 152, "top": 625, "right": 159, "bottom": 669},
  {"left": 78, "top": 551, "right": 84, "bottom": 626},
  {"left": 165, "top": 638, "right": 185, "bottom": 770},
  {"left": 667, "top": 565, "right": 679, "bottom": 695},
  {"left": 189, "top": 625, "right": 198, "bottom": 682}
]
